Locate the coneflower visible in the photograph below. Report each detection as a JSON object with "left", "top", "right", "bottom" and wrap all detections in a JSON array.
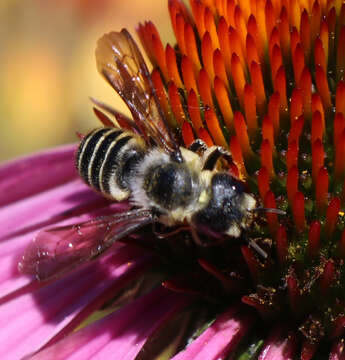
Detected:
[
  {"left": 1, "top": 0, "right": 345, "bottom": 359},
  {"left": 138, "top": 0, "right": 345, "bottom": 356}
]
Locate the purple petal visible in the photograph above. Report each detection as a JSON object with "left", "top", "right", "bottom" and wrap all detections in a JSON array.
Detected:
[
  {"left": 258, "top": 325, "right": 298, "bottom": 360},
  {"left": 0, "top": 144, "right": 77, "bottom": 207},
  {"left": 0, "top": 244, "right": 152, "bottom": 360},
  {"left": 172, "top": 306, "right": 255, "bottom": 360},
  {"left": 30, "top": 287, "right": 189, "bottom": 360},
  {"left": 330, "top": 339, "right": 345, "bottom": 360},
  {"left": 1, "top": 179, "right": 102, "bottom": 241},
  {"left": 0, "top": 178, "right": 128, "bottom": 300}
]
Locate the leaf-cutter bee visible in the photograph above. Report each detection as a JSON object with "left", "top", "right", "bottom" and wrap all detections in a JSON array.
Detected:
[{"left": 19, "top": 29, "right": 269, "bottom": 281}]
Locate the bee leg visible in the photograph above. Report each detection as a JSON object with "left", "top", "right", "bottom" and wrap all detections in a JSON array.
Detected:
[
  {"left": 153, "top": 223, "right": 191, "bottom": 239},
  {"left": 201, "top": 146, "right": 232, "bottom": 171},
  {"left": 188, "top": 139, "right": 208, "bottom": 154},
  {"left": 191, "top": 228, "right": 204, "bottom": 246},
  {"left": 190, "top": 228, "right": 225, "bottom": 246}
]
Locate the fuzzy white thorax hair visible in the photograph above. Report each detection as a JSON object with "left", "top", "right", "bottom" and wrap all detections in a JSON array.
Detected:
[
  {"left": 129, "top": 147, "right": 213, "bottom": 225},
  {"left": 129, "top": 147, "right": 171, "bottom": 210}
]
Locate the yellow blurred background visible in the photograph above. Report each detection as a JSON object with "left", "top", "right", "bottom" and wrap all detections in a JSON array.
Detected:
[{"left": 0, "top": 0, "right": 175, "bottom": 162}]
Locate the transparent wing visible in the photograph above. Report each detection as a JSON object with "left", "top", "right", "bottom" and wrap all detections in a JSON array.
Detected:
[
  {"left": 18, "top": 210, "right": 153, "bottom": 281},
  {"left": 96, "top": 29, "right": 181, "bottom": 157}
]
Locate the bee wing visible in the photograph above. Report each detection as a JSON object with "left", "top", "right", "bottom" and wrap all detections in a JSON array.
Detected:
[
  {"left": 19, "top": 210, "right": 153, "bottom": 281},
  {"left": 96, "top": 29, "right": 181, "bottom": 157}
]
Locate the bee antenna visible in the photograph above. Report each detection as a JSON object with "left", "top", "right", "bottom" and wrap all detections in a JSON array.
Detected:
[
  {"left": 247, "top": 239, "right": 268, "bottom": 258},
  {"left": 251, "top": 207, "right": 286, "bottom": 215},
  {"left": 242, "top": 232, "right": 268, "bottom": 258}
]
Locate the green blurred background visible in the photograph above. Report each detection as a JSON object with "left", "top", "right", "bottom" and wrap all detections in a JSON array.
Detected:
[{"left": 0, "top": 0, "right": 174, "bottom": 162}]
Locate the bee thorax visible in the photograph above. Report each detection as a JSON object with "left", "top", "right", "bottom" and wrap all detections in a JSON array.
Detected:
[
  {"left": 129, "top": 148, "right": 202, "bottom": 223},
  {"left": 143, "top": 162, "right": 195, "bottom": 209}
]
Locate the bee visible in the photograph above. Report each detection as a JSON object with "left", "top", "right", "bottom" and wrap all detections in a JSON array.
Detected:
[{"left": 19, "top": 29, "right": 271, "bottom": 281}]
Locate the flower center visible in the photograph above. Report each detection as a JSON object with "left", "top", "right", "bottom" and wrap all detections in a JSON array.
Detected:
[{"left": 135, "top": 0, "right": 345, "bottom": 352}]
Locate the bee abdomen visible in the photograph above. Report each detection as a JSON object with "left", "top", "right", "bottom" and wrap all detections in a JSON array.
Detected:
[{"left": 76, "top": 127, "right": 146, "bottom": 201}]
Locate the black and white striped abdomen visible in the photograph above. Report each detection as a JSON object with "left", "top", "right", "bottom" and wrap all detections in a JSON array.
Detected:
[{"left": 76, "top": 127, "right": 146, "bottom": 201}]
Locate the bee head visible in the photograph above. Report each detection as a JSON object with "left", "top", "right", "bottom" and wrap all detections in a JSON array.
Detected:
[{"left": 192, "top": 172, "right": 257, "bottom": 238}]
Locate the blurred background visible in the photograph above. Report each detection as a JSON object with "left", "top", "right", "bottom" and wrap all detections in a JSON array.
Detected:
[{"left": 0, "top": 0, "right": 175, "bottom": 162}]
